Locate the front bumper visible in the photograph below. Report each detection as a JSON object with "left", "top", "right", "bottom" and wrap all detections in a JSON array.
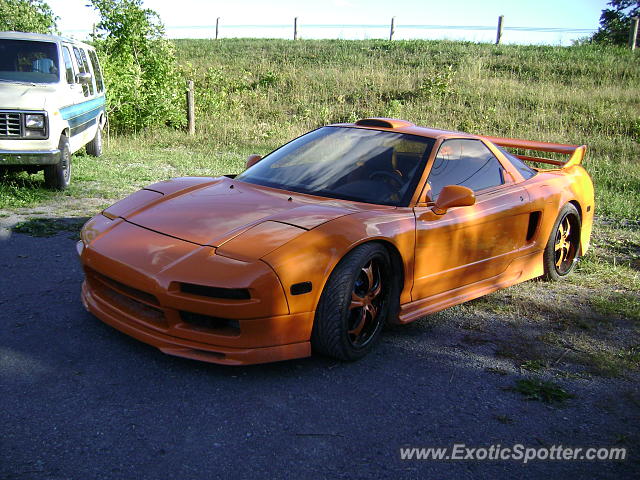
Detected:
[
  {"left": 82, "top": 281, "right": 312, "bottom": 365},
  {"left": 0, "top": 149, "right": 60, "bottom": 165},
  {"left": 78, "top": 218, "right": 314, "bottom": 365},
  {"left": 82, "top": 280, "right": 313, "bottom": 365}
]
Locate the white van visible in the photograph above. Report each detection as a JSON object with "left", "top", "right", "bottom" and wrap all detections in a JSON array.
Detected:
[{"left": 0, "top": 32, "right": 107, "bottom": 189}]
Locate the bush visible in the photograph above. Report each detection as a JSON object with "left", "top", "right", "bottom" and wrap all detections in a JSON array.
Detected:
[{"left": 90, "top": 0, "right": 185, "bottom": 133}]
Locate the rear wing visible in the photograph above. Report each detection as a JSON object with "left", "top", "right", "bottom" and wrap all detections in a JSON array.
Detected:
[{"left": 482, "top": 135, "right": 587, "bottom": 169}]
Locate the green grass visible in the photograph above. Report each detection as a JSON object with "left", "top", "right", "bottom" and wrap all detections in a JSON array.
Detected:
[
  {"left": 511, "top": 378, "right": 575, "bottom": 404},
  {"left": 0, "top": 39, "right": 638, "bottom": 220},
  {"left": 13, "top": 217, "right": 85, "bottom": 238}
]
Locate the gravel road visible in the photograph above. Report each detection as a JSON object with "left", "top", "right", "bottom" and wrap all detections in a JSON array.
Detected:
[{"left": 1, "top": 229, "right": 638, "bottom": 479}]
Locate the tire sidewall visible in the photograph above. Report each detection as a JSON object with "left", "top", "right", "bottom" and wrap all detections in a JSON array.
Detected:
[
  {"left": 543, "top": 203, "right": 581, "bottom": 281},
  {"left": 44, "top": 136, "right": 71, "bottom": 190},
  {"left": 312, "top": 243, "right": 393, "bottom": 360}
]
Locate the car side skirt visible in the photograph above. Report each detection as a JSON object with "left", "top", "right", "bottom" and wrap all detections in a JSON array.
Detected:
[{"left": 398, "top": 249, "right": 544, "bottom": 323}]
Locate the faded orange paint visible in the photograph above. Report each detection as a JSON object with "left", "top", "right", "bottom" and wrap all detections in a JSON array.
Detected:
[{"left": 78, "top": 118, "right": 595, "bottom": 365}]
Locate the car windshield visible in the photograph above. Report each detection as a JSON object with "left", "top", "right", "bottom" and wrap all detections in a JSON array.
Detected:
[
  {"left": 236, "top": 126, "right": 435, "bottom": 206},
  {"left": 0, "top": 39, "right": 60, "bottom": 84}
]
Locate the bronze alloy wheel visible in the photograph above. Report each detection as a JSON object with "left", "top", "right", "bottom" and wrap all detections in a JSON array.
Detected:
[
  {"left": 543, "top": 203, "right": 581, "bottom": 281},
  {"left": 312, "top": 243, "right": 394, "bottom": 361},
  {"left": 348, "top": 259, "right": 384, "bottom": 348},
  {"left": 553, "top": 213, "right": 579, "bottom": 275}
]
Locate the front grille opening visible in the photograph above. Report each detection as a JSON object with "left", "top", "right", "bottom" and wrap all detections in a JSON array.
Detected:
[
  {"left": 0, "top": 112, "right": 21, "bottom": 138},
  {"left": 99, "top": 285, "right": 167, "bottom": 326},
  {"left": 179, "top": 311, "right": 240, "bottom": 335},
  {"left": 88, "top": 268, "right": 160, "bottom": 306},
  {"left": 180, "top": 282, "right": 250, "bottom": 300}
]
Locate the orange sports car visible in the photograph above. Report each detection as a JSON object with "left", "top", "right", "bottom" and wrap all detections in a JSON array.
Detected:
[{"left": 78, "top": 118, "right": 594, "bottom": 365}]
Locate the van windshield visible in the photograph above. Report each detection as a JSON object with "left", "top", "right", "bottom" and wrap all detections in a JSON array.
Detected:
[{"left": 0, "top": 39, "right": 60, "bottom": 84}]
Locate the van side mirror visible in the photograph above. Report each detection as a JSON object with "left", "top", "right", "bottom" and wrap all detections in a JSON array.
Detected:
[
  {"left": 431, "top": 185, "right": 475, "bottom": 215},
  {"left": 75, "top": 72, "right": 92, "bottom": 84},
  {"left": 245, "top": 154, "right": 262, "bottom": 169}
]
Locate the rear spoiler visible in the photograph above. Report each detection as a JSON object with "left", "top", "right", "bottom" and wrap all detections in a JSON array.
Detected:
[{"left": 482, "top": 135, "right": 587, "bottom": 169}]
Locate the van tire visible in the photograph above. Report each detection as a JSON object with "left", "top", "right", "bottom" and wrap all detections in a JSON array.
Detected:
[
  {"left": 44, "top": 136, "right": 71, "bottom": 190},
  {"left": 86, "top": 126, "right": 103, "bottom": 157}
]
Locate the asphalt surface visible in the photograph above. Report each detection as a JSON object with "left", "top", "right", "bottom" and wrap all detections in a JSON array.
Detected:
[{"left": 1, "top": 230, "right": 638, "bottom": 479}]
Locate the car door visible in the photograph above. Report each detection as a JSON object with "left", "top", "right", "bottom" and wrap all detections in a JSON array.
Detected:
[{"left": 411, "top": 138, "right": 532, "bottom": 300}]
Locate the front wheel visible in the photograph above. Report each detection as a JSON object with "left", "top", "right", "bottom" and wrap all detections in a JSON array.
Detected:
[
  {"left": 85, "top": 126, "right": 103, "bottom": 157},
  {"left": 311, "top": 243, "right": 394, "bottom": 361},
  {"left": 44, "top": 135, "right": 71, "bottom": 190},
  {"left": 542, "top": 203, "right": 581, "bottom": 281}
]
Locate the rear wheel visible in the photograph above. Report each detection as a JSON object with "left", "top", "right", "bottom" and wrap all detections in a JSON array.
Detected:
[
  {"left": 86, "top": 125, "right": 103, "bottom": 157},
  {"left": 542, "top": 203, "right": 581, "bottom": 281},
  {"left": 44, "top": 135, "right": 71, "bottom": 190},
  {"left": 311, "top": 243, "right": 393, "bottom": 361}
]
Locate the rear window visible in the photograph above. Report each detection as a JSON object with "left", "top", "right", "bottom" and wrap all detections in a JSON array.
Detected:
[
  {"left": 0, "top": 39, "right": 60, "bottom": 84},
  {"left": 88, "top": 49, "right": 104, "bottom": 93},
  {"left": 497, "top": 147, "right": 537, "bottom": 180}
]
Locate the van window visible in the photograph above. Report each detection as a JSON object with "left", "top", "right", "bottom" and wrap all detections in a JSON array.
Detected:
[
  {"left": 72, "top": 46, "right": 90, "bottom": 96},
  {"left": 88, "top": 49, "right": 104, "bottom": 93},
  {"left": 62, "top": 46, "right": 75, "bottom": 83},
  {"left": 79, "top": 48, "right": 95, "bottom": 95}
]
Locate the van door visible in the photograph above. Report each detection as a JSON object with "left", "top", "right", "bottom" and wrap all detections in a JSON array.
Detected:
[{"left": 62, "top": 45, "right": 103, "bottom": 151}]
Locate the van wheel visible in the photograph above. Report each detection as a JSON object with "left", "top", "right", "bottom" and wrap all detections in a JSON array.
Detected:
[
  {"left": 86, "top": 126, "right": 103, "bottom": 157},
  {"left": 44, "top": 136, "right": 71, "bottom": 190}
]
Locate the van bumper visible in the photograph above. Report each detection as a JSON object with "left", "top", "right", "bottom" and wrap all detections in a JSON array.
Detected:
[{"left": 0, "top": 149, "right": 60, "bottom": 165}]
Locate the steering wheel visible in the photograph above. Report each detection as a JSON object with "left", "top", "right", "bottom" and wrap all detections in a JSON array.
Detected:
[{"left": 368, "top": 170, "right": 404, "bottom": 190}]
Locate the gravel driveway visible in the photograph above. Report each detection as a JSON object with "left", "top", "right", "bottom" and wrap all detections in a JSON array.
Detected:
[{"left": 1, "top": 229, "right": 637, "bottom": 479}]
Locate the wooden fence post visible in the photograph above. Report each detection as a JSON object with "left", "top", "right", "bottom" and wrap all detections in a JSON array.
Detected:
[
  {"left": 294, "top": 17, "right": 298, "bottom": 40},
  {"left": 186, "top": 80, "right": 195, "bottom": 135},
  {"left": 389, "top": 17, "right": 395, "bottom": 41},
  {"left": 496, "top": 15, "right": 504, "bottom": 45},
  {"left": 629, "top": 16, "right": 639, "bottom": 50},
  {"left": 215, "top": 17, "right": 220, "bottom": 40}
]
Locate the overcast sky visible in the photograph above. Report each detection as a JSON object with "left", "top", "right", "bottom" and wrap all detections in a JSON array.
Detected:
[{"left": 47, "top": 0, "right": 609, "bottom": 45}]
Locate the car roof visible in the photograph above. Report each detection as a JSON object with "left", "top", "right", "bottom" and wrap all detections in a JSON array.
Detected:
[
  {"left": 0, "top": 31, "right": 94, "bottom": 50},
  {"left": 329, "top": 118, "right": 479, "bottom": 141}
]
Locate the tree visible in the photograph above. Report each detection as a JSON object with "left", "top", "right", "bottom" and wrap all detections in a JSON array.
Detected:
[
  {"left": 591, "top": 0, "right": 640, "bottom": 45},
  {"left": 91, "top": 0, "right": 184, "bottom": 132},
  {"left": 0, "top": 0, "right": 57, "bottom": 33}
]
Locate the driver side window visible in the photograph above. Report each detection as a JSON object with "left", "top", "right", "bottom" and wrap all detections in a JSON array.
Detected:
[{"left": 426, "top": 139, "right": 505, "bottom": 201}]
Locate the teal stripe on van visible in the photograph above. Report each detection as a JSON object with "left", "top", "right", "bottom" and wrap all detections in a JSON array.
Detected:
[{"left": 60, "top": 95, "right": 106, "bottom": 121}]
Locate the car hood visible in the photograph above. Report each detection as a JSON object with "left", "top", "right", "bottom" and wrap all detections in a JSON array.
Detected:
[
  {"left": 0, "top": 82, "right": 54, "bottom": 110},
  {"left": 109, "top": 176, "right": 363, "bottom": 247}
]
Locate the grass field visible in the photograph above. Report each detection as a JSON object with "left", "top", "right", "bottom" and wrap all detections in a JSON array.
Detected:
[
  {"left": 0, "top": 39, "right": 639, "bottom": 219},
  {"left": 0, "top": 38, "right": 638, "bottom": 379}
]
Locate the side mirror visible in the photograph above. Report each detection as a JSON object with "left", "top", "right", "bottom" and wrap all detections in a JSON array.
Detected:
[
  {"left": 245, "top": 154, "right": 262, "bottom": 169},
  {"left": 431, "top": 185, "right": 475, "bottom": 215},
  {"left": 75, "top": 72, "right": 92, "bottom": 84}
]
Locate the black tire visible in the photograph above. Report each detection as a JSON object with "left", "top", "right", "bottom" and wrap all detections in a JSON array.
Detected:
[
  {"left": 86, "top": 125, "right": 103, "bottom": 157},
  {"left": 44, "top": 136, "right": 71, "bottom": 190},
  {"left": 311, "top": 243, "right": 395, "bottom": 361},
  {"left": 542, "top": 203, "right": 581, "bottom": 281}
]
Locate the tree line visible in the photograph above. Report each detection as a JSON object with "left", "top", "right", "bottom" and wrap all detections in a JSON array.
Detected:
[{"left": 0, "top": 0, "right": 637, "bottom": 133}]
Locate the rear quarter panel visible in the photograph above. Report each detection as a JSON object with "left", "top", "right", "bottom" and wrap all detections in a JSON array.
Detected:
[{"left": 523, "top": 165, "right": 595, "bottom": 255}]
